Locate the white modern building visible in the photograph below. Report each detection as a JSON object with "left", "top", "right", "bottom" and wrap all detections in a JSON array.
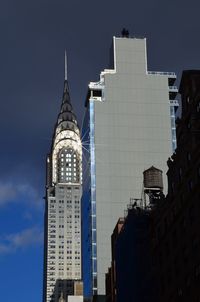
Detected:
[
  {"left": 83, "top": 35, "right": 178, "bottom": 295},
  {"left": 43, "top": 58, "right": 83, "bottom": 302}
]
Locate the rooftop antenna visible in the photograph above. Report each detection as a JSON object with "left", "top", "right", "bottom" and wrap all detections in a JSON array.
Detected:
[{"left": 64, "top": 50, "right": 67, "bottom": 81}]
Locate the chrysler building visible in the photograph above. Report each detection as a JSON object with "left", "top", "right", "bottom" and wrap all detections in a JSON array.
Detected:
[{"left": 43, "top": 54, "right": 83, "bottom": 302}]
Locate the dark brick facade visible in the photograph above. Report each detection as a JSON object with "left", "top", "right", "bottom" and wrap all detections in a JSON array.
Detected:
[{"left": 152, "top": 70, "right": 200, "bottom": 302}]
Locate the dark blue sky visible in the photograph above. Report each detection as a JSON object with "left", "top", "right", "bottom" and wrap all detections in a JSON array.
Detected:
[{"left": 0, "top": 0, "right": 200, "bottom": 301}]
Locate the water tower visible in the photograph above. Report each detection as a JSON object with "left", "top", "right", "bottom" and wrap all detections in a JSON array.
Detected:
[{"left": 143, "top": 166, "right": 164, "bottom": 206}]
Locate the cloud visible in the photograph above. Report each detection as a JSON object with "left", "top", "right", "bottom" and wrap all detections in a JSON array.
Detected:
[
  {"left": 0, "top": 244, "right": 11, "bottom": 254},
  {"left": 23, "top": 211, "right": 33, "bottom": 221},
  {"left": 0, "top": 181, "right": 43, "bottom": 209},
  {"left": 0, "top": 183, "right": 17, "bottom": 206},
  {"left": 0, "top": 226, "right": 43, "bottom": 254}
]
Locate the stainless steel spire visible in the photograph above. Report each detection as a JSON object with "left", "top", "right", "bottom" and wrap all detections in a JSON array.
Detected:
[
  {"left": 43, "top": 55, "right": 83, "bottom": 302},
  {"left": 65, "top": 50, "right": 67, "bottom": 81}
]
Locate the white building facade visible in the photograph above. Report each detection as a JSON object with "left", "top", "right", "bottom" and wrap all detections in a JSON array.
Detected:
[
  {"left": 83, "top": 36, "right": 178, "bottom": 295},
  {"left": 43, "top": 75, "right": 83, "bottom": 302}
]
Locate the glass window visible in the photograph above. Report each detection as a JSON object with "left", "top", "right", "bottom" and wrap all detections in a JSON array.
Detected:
[
  {"left": 93, "top": 259, "right": 97, "bottom": 272},
  {"left": 93, "top": 244, "right": 97, "bottom": 257},
  {"left": 187, "top": 152, "right": 191, "bottom": 161},
  {"left": 92, "top": 217, "right": 96, "bottom": 229},
  {"left": 92, "top": 230, "right": 96, "bottom": 242}
]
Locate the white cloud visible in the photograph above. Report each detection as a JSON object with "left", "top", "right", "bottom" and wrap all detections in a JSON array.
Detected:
[
  {"left": 0, "top": 226, "right": 43, "bottom": 254},
  {"left": 0, "top": 181, "right": 43, "bottom": 209},
  {"left": 0, "top": 244, "right": 11, "bottom": 254},
  {"left": 0, "top": 183, "right": 17, "bottom": 205}
]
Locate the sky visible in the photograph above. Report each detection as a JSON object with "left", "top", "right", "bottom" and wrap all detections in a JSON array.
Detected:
[{"left": 0, "top": 0, "right": 200, "bottom": 301}]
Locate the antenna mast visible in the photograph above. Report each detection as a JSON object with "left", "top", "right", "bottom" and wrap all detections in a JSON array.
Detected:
[{"left": 64, "top": 50, "right": 67, "bottom": 81}]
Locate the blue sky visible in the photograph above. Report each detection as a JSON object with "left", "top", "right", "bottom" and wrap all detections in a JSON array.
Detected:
[
  {"left": 1, "top": 0, "right": 200, "bottom": 301},
  {"left": 0, "top": 182, "right": 44, "bottom": 301}
]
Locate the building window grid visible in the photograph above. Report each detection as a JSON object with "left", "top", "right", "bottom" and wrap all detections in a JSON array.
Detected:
[
  {"left": 47, "top": 157, "right": 82, "bottom": 296},
  {"left": 57, "top": 148, "right": 80, "bottom": 183}
]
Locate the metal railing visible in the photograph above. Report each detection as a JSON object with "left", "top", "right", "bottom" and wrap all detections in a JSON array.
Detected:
[
  {"left": 170, "top": 100, "right": 179, "bottom": 106},
  {"left": 148, "top": 71, "right": 176, "bottom": 77},
  {"left": 89, "top": 81, "right": 104, "bottom": 89},
  {"left": 169, "top": 86, "right": 178, "bottom": 91}
]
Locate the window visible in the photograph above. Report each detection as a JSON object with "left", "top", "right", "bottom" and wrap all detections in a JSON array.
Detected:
[
  {"left": 188, "top": 180, "right": 193, "bottom": 191},
  {"left": 187, "top": 152, "right": 191, "bottom": 161},
  {"left": 179, "top": 167, "right": 182, "bottom": 180},
  {"left": 171, "top": 182, "right": 175, "bottom": 195},
  {"left": 172, "top": 230, "right": 177, "bottom": 245},
  {"left": 50, "top": 209, "right": 56, "bottom": 213},
  {"left": 198, "top": 166, "right": 200, "bottom": 177},
  {"left": 49, "top": 245, "right": 56, "bottom": 249},
  {"left": 189, "top": 206, "right": 195, "bottom": 224},
  {"left": 93, "top": 244, "right": 97, "bottom": 257},
  {"left": 197, "top": 102, "right": 200, "bottom": 113},
  {"left": 195, "top": 265, "right": 200, "bottom": 277}
]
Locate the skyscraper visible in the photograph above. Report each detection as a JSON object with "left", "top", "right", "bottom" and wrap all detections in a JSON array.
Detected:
[
  {"left": 43, "top": 55, "right": 83, "bottom": 302},
  {"left": 82, "top": 35, "right": 178, "bottom": 295}
]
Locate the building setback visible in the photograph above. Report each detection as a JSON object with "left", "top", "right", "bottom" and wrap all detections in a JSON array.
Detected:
[
  {"left": 152, "top": 70, "right": 200, "bottom": 301},
  {"left": 83, "top": 34, "right": 178, "bottom": 295},
  {"left": 43, "top": 57, "right": 83, "bottom": 302}
]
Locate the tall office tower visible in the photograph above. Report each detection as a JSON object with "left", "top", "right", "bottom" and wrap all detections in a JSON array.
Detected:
[
  {"left": 82, "top": 35, "right": 178, "bottom": 295},
  {"left": 43, "top": 56, "right": 83, "bottom": 302}
]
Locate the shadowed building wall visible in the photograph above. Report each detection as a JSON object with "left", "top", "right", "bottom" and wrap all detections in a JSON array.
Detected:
[{"left": 152, "top": 70, "right": 200, "bottom": 301}]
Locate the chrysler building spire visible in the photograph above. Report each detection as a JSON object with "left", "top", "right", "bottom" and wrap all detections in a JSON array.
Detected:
[
  {"left": 64, "top": 50, "right": 67, "bottom": 81},
  {"left": 43, "top": 55, "right": 83, "bottom": 302},
  {"left": 57, "top": 52, "right": 78, "bottom": 134}
]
